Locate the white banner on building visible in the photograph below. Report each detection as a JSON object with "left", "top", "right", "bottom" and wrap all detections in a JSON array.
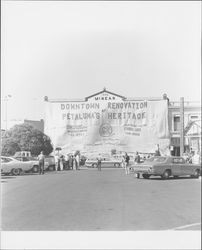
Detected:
[{"left": 44, "top": 93, "right": 170, "bottom": 156}]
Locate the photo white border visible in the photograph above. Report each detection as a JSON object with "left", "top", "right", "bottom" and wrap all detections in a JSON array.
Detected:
[{"left": 1, "top": 231, "right": 201, "bottom": 250}]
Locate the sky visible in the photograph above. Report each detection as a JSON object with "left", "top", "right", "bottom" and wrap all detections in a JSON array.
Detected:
[{"left": 1, "top": 1, "right": 201, "bottom": 129}]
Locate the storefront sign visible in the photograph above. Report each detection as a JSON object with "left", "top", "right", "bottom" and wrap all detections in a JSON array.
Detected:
[{"left": 44, "top": 95, "right": 170, "bottom": 155}]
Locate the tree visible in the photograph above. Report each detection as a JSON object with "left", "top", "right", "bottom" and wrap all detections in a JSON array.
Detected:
[
  {"left": 1, "top": 123, "right": 53, "bottom": 156},
  {"left": 1, "top": 138, "right": 21, "bottom": 156}
]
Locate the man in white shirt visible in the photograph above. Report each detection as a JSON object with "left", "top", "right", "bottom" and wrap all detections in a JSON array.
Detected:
[
  {"left": 38, "top": 151, "right": 45, "bottom": 174},
  {"left": 54, "top": 155, "right": 59, "bottom": 171},
  {"left": 76, "top": 154, "right": 80, "bottom": 170},
  {"left": 192, "top": 151, "right": 201, "bottom": 164}
]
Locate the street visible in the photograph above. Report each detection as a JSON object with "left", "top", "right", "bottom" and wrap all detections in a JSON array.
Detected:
[{"left": 1, "top": 168, "right": 201, "bottom": 231}]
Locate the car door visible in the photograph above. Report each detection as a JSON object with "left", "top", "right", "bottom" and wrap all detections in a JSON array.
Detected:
[
  {"left": 171, "top": 158, "right": 183, "bottom": 176},
  {"left": 1, "top": 157, "right": 9, "bottom": 172},
  {"left": 181, "top": 161, "right": 195, "bottom": 175},
  {"left": 19, "top": 159, "right": 33, "bottom": 171},
  {"left": 176, "top": 157, "right": 189, "bottom": 176},
  {"left": 2, "top": 158, "right": 19, "bottom": 172},
  {"left": 102, "top": 158, "right": 110, "bottom": 167}
]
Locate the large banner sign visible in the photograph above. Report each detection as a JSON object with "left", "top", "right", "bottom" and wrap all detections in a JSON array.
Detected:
[{"left": 44, "top": 93, "right": 170, "bottom": 155}]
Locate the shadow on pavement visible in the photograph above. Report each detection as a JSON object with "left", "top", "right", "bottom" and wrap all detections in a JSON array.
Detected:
[
  {"left": 1, "top": 170, "right": 74, "bottom": 178},
  {"left": 1, "top": 176, "right": 16, "bottom": 183},
  {"left": 141, "top": 176, "right": 199, "bottom": 181},
  {"left": 1, "top": 176, "right": 16, "bottom": 179}
]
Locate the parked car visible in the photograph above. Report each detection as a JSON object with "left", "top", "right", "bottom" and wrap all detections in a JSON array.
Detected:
[
  {"left": 80, "top": 155, "right": 87, "bottom": 166},
  {"left": 133, "top": 156, "right": 201, "bottom": 179},
  {"left": 44, "top": 156, "right": 56, "bottom": 171},
  {"left": 15, "top": 155, "right": 56, "bottom": 171},
  {"left": 1, "top": 156, "right": 39, "bottom": 175},
  {"left": 85, "top": 157, "right": 122, "bottom": 168}
]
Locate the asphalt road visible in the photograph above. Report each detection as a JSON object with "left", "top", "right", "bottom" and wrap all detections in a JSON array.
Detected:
[{"left": 1, "top": 168, "right": 201, "bottom": 231}]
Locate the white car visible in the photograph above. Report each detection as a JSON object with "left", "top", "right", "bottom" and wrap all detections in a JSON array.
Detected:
[
  {"left": 1, "top": 156, "right": 39, "bottom": 176},
  {"left": 85, "top": 157, "right": 122, "bottom": 168}
]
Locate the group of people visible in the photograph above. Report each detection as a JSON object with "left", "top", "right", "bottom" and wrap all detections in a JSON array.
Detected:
[
  {"left": 37, "top": 151, "right": 81, "bottom": 175},
  {"left": 96, "top": 152, "right": 140, "bottom": 173},
  {"left": 54, "top": 153, "right": 80, "bottom": 171},
  {"left": 121, "top": 150, "right": 159, "bottom": 175},
  {"left": 37, "top": 148, "right": 201, "bottom": 175}
]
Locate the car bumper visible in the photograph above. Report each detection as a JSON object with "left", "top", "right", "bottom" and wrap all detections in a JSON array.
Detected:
[
  {"left": 1, "top": 170, "right": 11, "bottom": 174},
  {"left": 133, "top": 168, "right": 154, "bottom": 174}
]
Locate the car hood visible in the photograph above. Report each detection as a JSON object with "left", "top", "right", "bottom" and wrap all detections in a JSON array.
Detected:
[{"left": 28, "top": 160, "right": 38, "bottom": 164}]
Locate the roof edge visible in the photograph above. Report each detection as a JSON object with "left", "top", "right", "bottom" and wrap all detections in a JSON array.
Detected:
[{"left": 85, "top": 88, "right": 126, "bottom": 101}]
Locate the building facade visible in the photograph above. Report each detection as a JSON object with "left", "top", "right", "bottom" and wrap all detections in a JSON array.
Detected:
[
  {"left": 24, "top": 119, "right": 44, "bottom": 133},
  {"left": 44, "top": 89, "right": 201, "bottom": 157},
  {"left": 44, "top": 89, "right": 169, "bottom": 156},
  {"left": 168, "top": 101, "right": 201, "bottom": 156}
]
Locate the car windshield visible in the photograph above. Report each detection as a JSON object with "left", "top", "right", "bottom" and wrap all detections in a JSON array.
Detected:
[{"left": 145, "top": 157, "right": 167, "bottom": 163}]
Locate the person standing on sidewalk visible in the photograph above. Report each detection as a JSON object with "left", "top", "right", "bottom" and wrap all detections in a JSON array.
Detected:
[
  {"left": 65, "top": 154, "right": 69, "bottom": 170},
  {"left": 125, "top": 153, "right": 130, "bottom": 175},
  {"left": 97, "top": 154, "right": 102, "bottom": 171},
  {"left": 73, "top": 155, "right": 77, "bottom": 170},
  {"left": 76, "top": 154, "right": 80, "bottom": 170},
  {"left": 54, "top": 154, "right": 59, "bottom": 172},
  {"left": 69, "top": 155, "right": 73, "bottom": 170},
  {"left": 134, "top": 151, "right": 141, "bottom": 164},
  {"left": 122, "top": 154, "right": 127, "bottom": 174},
  {"left": 38, "top": 151, "right": 45, "bottom": 175},
  {"left": 121, "top": 154, "right": 126, "bottom": 168},
  {"left": 59, "top": 155, "right": 64, "bottom": 171},
  {"left": 192, "top": 151, "right": 201, "bottom": 164}
]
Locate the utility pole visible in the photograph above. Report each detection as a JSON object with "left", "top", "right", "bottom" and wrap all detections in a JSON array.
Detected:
[{"left": 180, "top": 97, "right": 184, "bottom": 156}]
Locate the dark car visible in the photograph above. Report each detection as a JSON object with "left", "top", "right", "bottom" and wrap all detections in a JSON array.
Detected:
[
  {"left": 44, "top": 156, "right": 56, "bottom": 171},
  {"left": 133, "top": 156, "right": 201, "bottom": 179},
  {"left": 80, "top": 156, "right": 87, "bottom": 166}
]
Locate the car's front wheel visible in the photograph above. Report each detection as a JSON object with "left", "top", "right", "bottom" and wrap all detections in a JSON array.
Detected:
[
  {"left": 32, "top": 165, "right": 39, "bottom": 173},
  {"left": 191, "top": 169, "right": 200, "bottom": 179},
  {"left": 92, "top": 163, "right": 97, "bottom": 168},
  {"left": 161, "top": 170, "right": 171, "bottom": 179},
  {"left": 135, "top": 173, "right": 140, "bottom": 178},
  {"left": 142, "top": 174, "right": 151, "bottom": 179},
  {"left": 48, "top": 165, "right": 55, "bottom": 171},
  {"left": 11, "top": 168, "right": 21, "bottom": 176},
  {"left": 114, "top": 163, "right": 120, "bottom": 168}
]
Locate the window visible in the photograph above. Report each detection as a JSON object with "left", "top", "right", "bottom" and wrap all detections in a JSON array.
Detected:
[
  {"left": 153, "top": 157, "right": 167, "bottom": 162},
  {"left": 174, "top": 116, "right": 180, "bottom": 131},
  {"left": 190, "top": 115, "right": 198, "bottom": 120},
  {"left": 146, "top": 157, "right": 166, "bottom": 162},
  {"left": 173, "top": 158, "right": 185, "bottom": 164}
]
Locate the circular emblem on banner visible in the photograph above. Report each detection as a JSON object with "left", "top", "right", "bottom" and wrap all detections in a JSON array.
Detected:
[{"left": 99, "top": 123, "right": 113, "bottom": 137}]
